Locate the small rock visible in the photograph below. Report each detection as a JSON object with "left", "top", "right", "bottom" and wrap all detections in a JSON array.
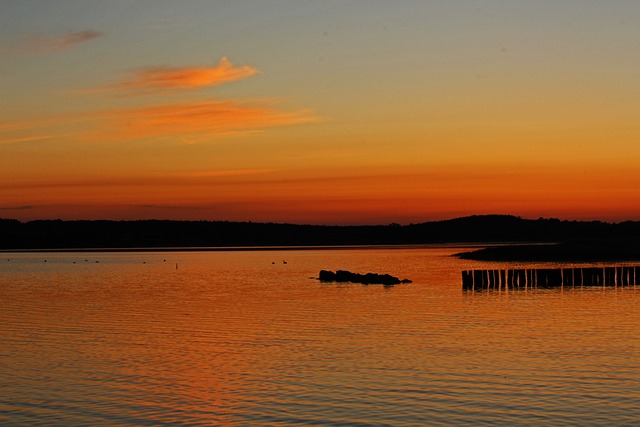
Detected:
[{"left": 318, "top": 269, "right": 411, "bottom": 286}]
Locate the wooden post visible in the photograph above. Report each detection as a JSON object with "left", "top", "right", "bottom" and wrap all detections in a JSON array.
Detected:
[
  {"left": 573, "top": 268, "right": 581, "bottom": 287},
  {"left": 604, "top": 267, "right": 613, "bottom": 286},
  {"left": 597, "top": 268, "right": 604, "bottom": 286},
  {"left": 550, "top": 269, "right": 562, "bottom": 287},
  {"left": 584, "top": 268, "right": 594, "bottom": 286},
  {"left": 621, "top": 267, "right": 628, "bottom": 286},
  {"left": 532, "top": 269, "right": 537, "bottom": 287},
  {"left": 564, "top": 268, "right": 574, "bottom": 287},
  {"left": 473, "top": 270, "right": 484, "bottom": 290},
  {"left": 537, "top": 269, "right": 545, "bottom": 287},
  {"left": 539, "top": 269, "right": 549, "bottom": 287},
  {"left": 462, "top": 270, "right": 473, "bottom": 290},
  {"left": 463, "top": 266, "right": 640, "bottom": 290}
]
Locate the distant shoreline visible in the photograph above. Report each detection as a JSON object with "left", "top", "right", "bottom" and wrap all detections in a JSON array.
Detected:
[
  {"left": 0, "top": 243, "right": 493, "bottom": 254},
  {"left": 456, "top": 241, "right": 640, "bottom": 263},
  {"left": 4, "top": 241, "right": 640, "bottom": 263},
  {"left": 2, "top": 215, "right": 640, "bottom": 261}
]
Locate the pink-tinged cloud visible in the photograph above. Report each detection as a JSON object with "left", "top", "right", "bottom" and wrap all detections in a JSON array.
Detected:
[
  {"left": 92, "top": 100, "right": 316, "bottom": 141},
  {"left": 23, "top": 30, "right": 103, "bottom": 53},
  {"left": 106, "top": 57, "right": 257, "bottom": 94}
]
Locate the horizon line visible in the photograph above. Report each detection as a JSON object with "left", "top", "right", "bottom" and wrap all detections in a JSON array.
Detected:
[{"left": 1, "top": 214, "right": 633, "bottom": 227}]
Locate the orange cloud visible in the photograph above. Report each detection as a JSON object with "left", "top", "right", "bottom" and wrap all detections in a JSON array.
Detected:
[
  {"left": 102, "top": 57, "right": 257, "bottom": 94},
  {"left": 92, "top": 99, "right": 316, "bottom": 141},
  {"left": 3, "top": 55, "right": 314, "bottom": 144},
  {"left": 0, "top": 115, "right": 76, "bottom": 145},
  {"left": 1, "top": 99, "right": 316, "bottom": 145}
]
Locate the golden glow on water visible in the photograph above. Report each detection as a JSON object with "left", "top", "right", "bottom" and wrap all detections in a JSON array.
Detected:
[{"left": 1, "top": 248, "right": 640, "bottom": 426}]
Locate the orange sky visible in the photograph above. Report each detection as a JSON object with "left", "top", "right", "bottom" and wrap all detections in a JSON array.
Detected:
[{"left": 2, "top": 1, "right": 640, "bottom": 224}]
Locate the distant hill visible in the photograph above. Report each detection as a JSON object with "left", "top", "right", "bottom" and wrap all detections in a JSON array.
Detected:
[{"left": 1, "top": 215, "right": 639, "bottom": 253}]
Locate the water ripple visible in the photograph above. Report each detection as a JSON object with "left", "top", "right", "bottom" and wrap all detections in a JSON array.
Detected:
[{"left": 1, "top": 249, "right": 640, "bottom": 426}]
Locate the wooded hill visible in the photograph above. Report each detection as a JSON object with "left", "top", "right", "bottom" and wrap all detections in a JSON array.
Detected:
[{"left": 1, "top": 215, "right": 639, "bottom": 255}]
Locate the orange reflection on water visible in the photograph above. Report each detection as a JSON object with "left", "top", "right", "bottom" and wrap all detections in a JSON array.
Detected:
[{"left": 1, "top": 250, "right": 640, "bottom": 425}]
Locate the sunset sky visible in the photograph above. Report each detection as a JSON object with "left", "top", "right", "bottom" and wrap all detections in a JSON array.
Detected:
[{"left": 2, "top": 1, "right": 640, "bottom": 224}]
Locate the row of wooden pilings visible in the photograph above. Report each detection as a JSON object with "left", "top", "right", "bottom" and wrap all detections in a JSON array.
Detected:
[{"left": 462, "top": 266, "right": 640, "bottom": 291}]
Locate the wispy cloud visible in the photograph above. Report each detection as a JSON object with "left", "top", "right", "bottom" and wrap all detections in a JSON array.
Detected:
[
  {"left": 92, "top": 99, "right": 317, "bottom": 141},
  {"left": 0, "top": 134, "right": 61, "bottom": 145},
  {"left": 4, "top": 30, "right": 104, "bottom": 55},
  {"left": 98, "top": 56, "right": 257, "bottom": 95},
  {"left": 84, "top": 56, "right": 318, "bottom": 138},
  {"left": 138, "top": 204, "right": 207, "bottom": 211},
  {"left": 178, "top": 168, "right": 281, "bottom": 178},
  {"left": 2, "top": 54, "right": 316, "bottom": 145},
  {"left": 0, "top": 205, "right": 33, "bottom": 211},
  {"left": 0, "top": 116, "right": 74, "bottom": 145},
  {"left": 1, "top": 99, "right": 317, "bottom": 145},
  {"left": 0, "top": 169, "right": 281, "bottom": 191}
]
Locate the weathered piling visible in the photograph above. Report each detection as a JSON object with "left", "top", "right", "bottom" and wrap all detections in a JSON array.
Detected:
[
  {"left": 462, "top": 270, "right": 473, "bottom": 289},
  {"left": 462, "top": 266, "right": 640, "bottom": 291},
  {"left": 573, "top": 268, "right": 582, "bottom": 286}
]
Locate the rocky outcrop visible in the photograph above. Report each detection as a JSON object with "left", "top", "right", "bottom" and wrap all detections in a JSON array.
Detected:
[{"left": 318, "top": 270, "right": 411, "bottom": 286}]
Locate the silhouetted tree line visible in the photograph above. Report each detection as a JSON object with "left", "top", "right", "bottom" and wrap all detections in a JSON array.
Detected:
[{"left": 0, "top": 215, "right": 639, "bottom": 251}]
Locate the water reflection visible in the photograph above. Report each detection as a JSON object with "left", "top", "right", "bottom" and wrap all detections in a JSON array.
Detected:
[{"left": 1, "top": 248, "right": 639, "bottom": 426}]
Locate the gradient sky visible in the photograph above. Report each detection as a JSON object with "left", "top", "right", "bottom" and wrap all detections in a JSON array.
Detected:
[{"left": 2, "top": 1, "right": 640, "bottom": 224}]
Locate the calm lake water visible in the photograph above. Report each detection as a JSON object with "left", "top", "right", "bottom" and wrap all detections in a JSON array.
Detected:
[{"left": 1, "top": 247, "right": 639, "bottom": 426}]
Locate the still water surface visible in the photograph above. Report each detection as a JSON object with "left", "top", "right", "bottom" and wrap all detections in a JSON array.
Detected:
[{"left": 1, "top": 247, "right": 639, "bottom": 426}]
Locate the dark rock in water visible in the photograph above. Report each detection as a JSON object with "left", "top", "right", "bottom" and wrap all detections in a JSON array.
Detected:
[
  {"left": 318, "top": 269, "right": 411, "bottom": 285},
  {"left": 318, "top": 270, "right": 337, "bottom": 282}
]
